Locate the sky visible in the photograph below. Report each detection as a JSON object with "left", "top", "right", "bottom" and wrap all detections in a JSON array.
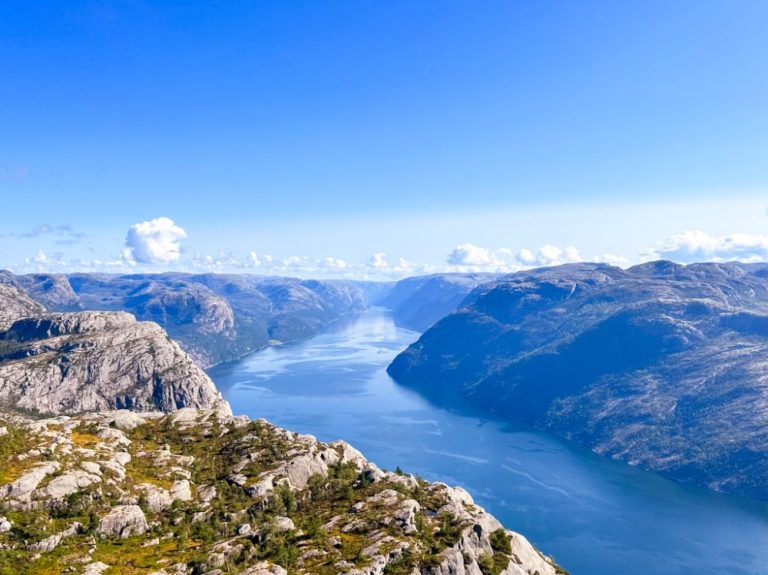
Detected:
[{"left": 1, "top": 0, "right": 767, "bottom": 278}]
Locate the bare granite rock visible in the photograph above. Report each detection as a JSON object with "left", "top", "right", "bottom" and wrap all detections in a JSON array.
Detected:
[
  {"left": 97, "top": 504, "right": 149, "bottom": 538},
  {"left": 0, "top": 311, "right": 231, "bottom": 416},
  {"left": 0, "top": 284, "right": 45, "bottom": 330}
]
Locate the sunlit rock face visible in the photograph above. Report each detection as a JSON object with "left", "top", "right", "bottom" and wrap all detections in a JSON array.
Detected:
[{"left": 0, "top": 310, "right": 230, "bottom": 416}]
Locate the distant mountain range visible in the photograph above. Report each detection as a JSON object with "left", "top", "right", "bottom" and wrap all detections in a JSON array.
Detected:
[
  {"left": 0, "top": 271, "right": 385, "bottom": 368},
  {"left": 388, "top": 261, "right": 768, "bottom": 499},
  {"left": 380, "top": 273, "right": 499, "bottom": 331}
]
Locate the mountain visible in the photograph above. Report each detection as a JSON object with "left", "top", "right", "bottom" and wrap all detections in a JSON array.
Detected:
[
  {"left": 380, "top": 273, "right": 499, "bottom": 332},
  {"left": 1, "top": 272, "right": 375, "bottom": 368},
  {"left": 0, "top": 284, "right": 229, "bottom": 416},
  {"left": 0, "top": 283, "right": 45, "bottom": 330},
  {"left": 0, "top": 408, "right": 566, "bottom": 575},
  {"left": 388, "top": 261, "right": 768, "bottom": 499}
]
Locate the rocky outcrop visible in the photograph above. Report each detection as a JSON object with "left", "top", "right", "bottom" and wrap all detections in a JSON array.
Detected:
[
  {"left": 388, "top": 261, "right": 768, "bottom": 499},
  {"left": 97, "top": 505, "right": 150, "bottom": 538},
  {"left": 0, "top": 311, "right": 230, "bottom": 416},
  {"left": 0, "top": 408, "right": 566, "bottom": 575}
]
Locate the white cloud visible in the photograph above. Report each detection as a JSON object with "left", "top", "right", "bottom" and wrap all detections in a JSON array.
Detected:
[
  {"left": 323, "top": 257, "right": 349, "bottom": 270},
  {"left": 645, "top": 230, "right": 768, "bottom": 263},
  {"left": 245, "top": 252, "right": 273, "bottom": 268},
  {"left": 447, "top": 243, "right": 496, "bottom": 266},
  {"left": 367, "top": 253, "right": 389, "bottom": 269},
  {"left": 122, "top": 217, "right": 187, "bottom": 264},
  {"left": 446, "top": 242, "right": 583, "bottom": 272},
  {"left": 33, "top": 250, "right": 48, "bottom": 264},
  {"left": 594, "top": 253, "right": 630, "bottom": 267},
  {"left": 21, "top": 250, "right": 68, "bottom": 272}
]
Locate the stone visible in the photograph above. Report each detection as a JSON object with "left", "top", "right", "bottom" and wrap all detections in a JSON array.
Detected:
[
  {"left": 97, "top": 505, "right": 149, "bottom": 538},
  {"left": 0, "top": 311, "right": 231, "bottom": 416},
  {"left": 0, "top": 461, "right": 60, "bottom": 503},
  {"left": 237, "top": 562, "right": 287, "bottom": 575},
  {"left": 170, "top": 479, "right": 192, "bottom": 502},
  {"left": 38, "top": 469, "right": 101, "bottom": 500},
  {"left": 82, "top": 563, "right": 110, "bottom": 575},
  {"left": 28, "top": 522, "right": 82, "bottom": 552},
  {"left": 0, "top": 516, "right": 11, "bottom": 533}
]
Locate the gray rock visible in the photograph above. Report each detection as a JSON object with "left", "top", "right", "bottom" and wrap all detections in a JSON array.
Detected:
[
  {"left": 170, "top": 479, "right": 192, "bottom": 502},
  {"left": 82, "top": 562, "right": 110, "bottom": 575},
  {"left": 273, "top": 516, "right": 295, "bottom": 532},
  {"left": 0, "top": 283, "right": 45, "bottom": 330},
  {"left": 237, "top": 562, "right": 287, "bottom": 575},
  {"left": 37, "top": 468, "right": 101, "bottom": 500},
  {"left": 28, "top": 522, "right": 81, "bottom": 552},
  {"left": 0, "top": 311, "right": 231, "bottom": 416},
  {"left": 0, "top": 516, "right": 11, "bottom": 533},
  {"left": 97, "top": 504, "right": 149, "bottom": 538},
  {"left": 0, "top": 461, "right": 60, "bottom": 503},
  {"left": 137, "top": 483, "right": 173, "bottom": 513}
]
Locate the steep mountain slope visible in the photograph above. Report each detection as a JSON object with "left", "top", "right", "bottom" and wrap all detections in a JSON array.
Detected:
[
  {"left": 0, "top": 311, "right": 230, "bottom": 416},
  {"left": 381, "top": 273, "right": 499, "bottom": 331},
  {"left": 0, "top": 284, "right": 45, "bottom": 330},
  {"left": 1, "top": 272, "right": 375, "bottom": 368},
  {"left": 388, "top": 261, "right": 768, "bottom": 499},
  {"left": 0, "top": 408, "right": 566, "bottom": 575},
  {"left": 13, "top": 273, "right": 82, "bottom": 311}
]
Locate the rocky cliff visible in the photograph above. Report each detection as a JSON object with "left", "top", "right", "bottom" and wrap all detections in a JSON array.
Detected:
[
  {"left": 388, "top": 261, "right": 768, "bottom": 499},
  {"left": 0, "top": 408, "right": 565, "bottom": 575},
  {"left": 0, "top": 310, "right": 230, "bottom": 416}
]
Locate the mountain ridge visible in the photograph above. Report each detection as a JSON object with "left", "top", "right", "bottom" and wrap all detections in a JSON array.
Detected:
[{"left": 388, "top": 261, "right": 768, "bottom": 499}]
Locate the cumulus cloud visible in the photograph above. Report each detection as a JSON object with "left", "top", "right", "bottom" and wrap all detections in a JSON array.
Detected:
[
  {"left": 594, "top": 253, "right": 630, "bottom": 267},
  {"left": 323, "top": 257, "right": 349, "bottom": 270},
  {"left": 21, "top": 250, "right": 67, "bottom": 271},
  {"left": 645, "top": 230, "right": 768, "bottom": 263},
  {"left": 447, "top": 243, "right": 496, "bottom": 266},
  {"left": 245, "top": 252, "right": 273, "bottom": 268},
  {"left": 122, "top": 217, "right": 187, "bottom": 264},
  {"left": 446, "top": 242, "right": 582, "bottom": 271},
  {"left": 367, "top": 253, "right": 390, "bottom": 269}
]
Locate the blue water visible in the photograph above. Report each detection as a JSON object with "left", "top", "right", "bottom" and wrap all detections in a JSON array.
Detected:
[{"left": 208, "top": 308, "right": 768, "bottom": 575}]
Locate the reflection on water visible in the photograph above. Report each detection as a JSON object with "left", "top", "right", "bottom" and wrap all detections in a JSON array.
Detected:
[{"left": 208, "top": 308, "right": 768, "bottom": 575}]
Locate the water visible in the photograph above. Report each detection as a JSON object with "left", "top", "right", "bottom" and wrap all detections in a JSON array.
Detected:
[{"left": 208, "top": 308, "right": 768, "bottom": 575}]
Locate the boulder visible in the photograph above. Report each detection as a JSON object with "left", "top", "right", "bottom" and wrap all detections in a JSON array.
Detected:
[{"left": 97, "top": 505, "right": 149, "bottom": 538}]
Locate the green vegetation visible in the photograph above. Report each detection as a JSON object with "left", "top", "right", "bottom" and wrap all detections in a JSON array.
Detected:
[{"left": 0, "top": 413, "right": 555, "bottom": 575}]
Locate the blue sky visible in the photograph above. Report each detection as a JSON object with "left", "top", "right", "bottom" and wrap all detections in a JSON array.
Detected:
[{"left": 1, "top": 1, "right": 767, "bottom": 277}]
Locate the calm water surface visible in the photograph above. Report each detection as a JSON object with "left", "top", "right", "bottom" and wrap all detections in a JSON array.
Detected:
[{"left": 208, "top": 308, "right": 768, "bottom": 575}]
